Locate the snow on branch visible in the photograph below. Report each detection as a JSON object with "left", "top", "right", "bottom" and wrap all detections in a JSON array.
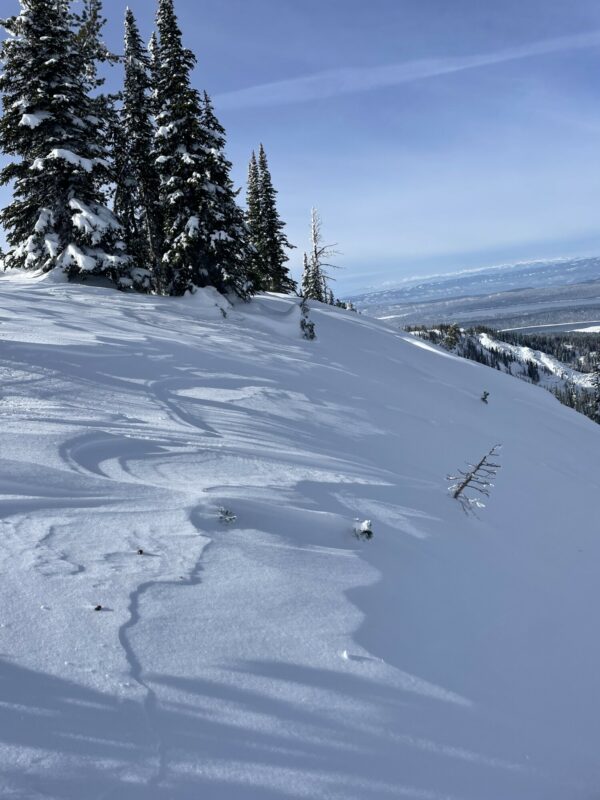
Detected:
[{"left": 448, "top": 445, "right": 502, "bottom": 516}]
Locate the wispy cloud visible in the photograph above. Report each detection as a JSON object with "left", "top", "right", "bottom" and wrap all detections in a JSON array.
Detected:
[{"left": 216, "top": 31, "right": 600, "bottom": 109}]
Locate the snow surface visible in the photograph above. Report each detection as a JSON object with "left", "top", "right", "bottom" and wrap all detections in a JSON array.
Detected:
[
  {"left": 0, "top": 272, "right": 599, "bottom": 799},
  {"left": 501, "top": 320, "right": 600, "bottom": 333},
  {"left": 570, "top": 325, "right": 600, "bottom": 333}
]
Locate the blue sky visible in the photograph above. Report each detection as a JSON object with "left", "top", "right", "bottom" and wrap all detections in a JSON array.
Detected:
[{"left": 3, "top": 0, "right": 600, "bottom": 292}]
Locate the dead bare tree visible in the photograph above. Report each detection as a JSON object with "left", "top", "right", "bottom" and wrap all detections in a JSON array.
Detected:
[
  {"left": 309, "top": 208, "right": 341, "bottom": 300},
  {"left": 448, "top": 445, "right": 502, "bottom": 515}
]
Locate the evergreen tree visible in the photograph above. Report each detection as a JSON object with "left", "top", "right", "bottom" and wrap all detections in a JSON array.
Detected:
[
  {"left": 153, "top": 0, "right": 206, "bottom": 295},
  {"left": 301, "top": 252, "right": 314, "bottom": 299},
  {"left": 256, "top": 144, "right": 296, "bottom": 293},
  {"left": 444, "top": 324, "right": 461, "bottom": 349},
  {"left": 301, "top": 250, "right": 323, "bottom": 301},
  {"left": 199, "top": 92, "right": 252, "bottom": 297},
  {"left": 147, "top": 32, "right": 160, "bottom": 115},
  {"left": 0, "top": 0, "right": 129, "bottom": 281},
  {"left": 590, "top": 368, "right": 600, "bottom": 423},
  {"left": 114, "top": 9, "right": 163, "bottom": 289},
  {"left": 74, "top": 0, "right": 123, "bottom": 245},
  {"left": 74, "top": 0, "right": 116, "bottom": 93},
  {"left": 153, "top": 0, "right": 250, "bottom": 297},
  {"left": 245, "top": 150, "right": 263, "bottom": 285},
  {"left": 300, "top": 296, "right": 316, "bottom": 340}
]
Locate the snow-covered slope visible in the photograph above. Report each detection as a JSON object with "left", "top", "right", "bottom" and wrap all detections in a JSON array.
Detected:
[
  {"left": 476, "top": 331, "right": 594, "bottom": 391},
  {"left": 411, "top": 327, "right": 595, "bottom": 396},
  {"left": 0, "top": 272, "right": 599, "bottom": 800}
]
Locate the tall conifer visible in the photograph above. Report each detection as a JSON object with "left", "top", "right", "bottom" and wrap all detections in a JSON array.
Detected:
[
  {"left": 301, "top": 252, "right": 313, "bottom": 298},
  {"left": 153, "top": 0, "right": 249, "bottom": 296},
  {"left": 200, "top": 91, "right": 251, "bottom": 297},
  {"left": 245, "top": 150, "right": 263, "bottom": 287},
  {"left": 0, "top": 0, "right": 129, "bottom": 281},
  {"left": 153, "top": 0, "right": 207, "bottom": 295},
  {"left": 257, "top": 144, "right": 296, "bottom": 293},
  {"left": 147, "top": 32, "right": 160, "bottom": 115},
  {"left": 115, "top": 9, "right": 163, "bottom": 289}
]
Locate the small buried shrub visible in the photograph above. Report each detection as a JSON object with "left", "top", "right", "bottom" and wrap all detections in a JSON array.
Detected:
[
  {"left": 218, "top": 508, "right": 237, "bottom": 524},
  {"left": 354, "top": 519, "right": 374, "bottom": 540}
]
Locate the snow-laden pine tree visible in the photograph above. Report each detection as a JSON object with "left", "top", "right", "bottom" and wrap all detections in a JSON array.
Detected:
[
  {"left": 74, "top": 0, "right": 115, "bottom": 94},
  {"left": 0, "top": 0, "right": 129, "bottom": 281},
  {"left": 301, "top": 252, "right": 320, "bottom": 301},
  {"left": 590, "top": 369, "right": 600, "bottom": 423},
  {"left": 251, "top": 145, "right": 296, "bottom": 294},
  {"left": 153, "top": 0, "right": 206, "bottom": 295},
  {"left": 299, "top": 296, "right": 316, "bottom": 340},
  {"left": 74, "top": 0, "right": 125, "bottom": 265},
  {"left": 114, "top": 9, "right": 163, "bottom": 290},
  {"left": 147, "top": 32, "right": 162, "bottom": 124},
  {"left": 74, "top": 0, "right": 122, "bottom": 184},
  {"left": 199, "top": 92, "right": 252, "bottom": 297},
  {"left": 153, "top": 0, "right": 250, "bottom": 297},
  {"left": 245, "top": 150, "right": 263, "bottom": 286}
]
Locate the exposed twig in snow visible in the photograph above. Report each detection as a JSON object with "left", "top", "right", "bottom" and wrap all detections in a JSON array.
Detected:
[{"left": 448, "top": 445, "right": 502, "bottom": 516}]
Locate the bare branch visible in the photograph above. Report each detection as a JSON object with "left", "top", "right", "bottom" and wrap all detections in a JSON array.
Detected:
[{"left": 448, "top": 445, "right": 502, "bottom": 516}]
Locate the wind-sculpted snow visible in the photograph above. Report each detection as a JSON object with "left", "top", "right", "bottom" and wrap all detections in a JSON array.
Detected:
[{"left": 0, "top": 272, "right": 599, "bottom": 799}]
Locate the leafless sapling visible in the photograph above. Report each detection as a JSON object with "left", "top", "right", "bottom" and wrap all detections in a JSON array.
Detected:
[
  {"left": 308, "top": 208, "right": 341, "bottom": 302},
  {"left": 448, "top": 445, "right": 502, "bottom": 515}
]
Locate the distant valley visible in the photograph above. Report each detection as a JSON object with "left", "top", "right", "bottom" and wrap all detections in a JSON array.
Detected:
[{"left": 350, "top": 256, "right": 600, "bottom": 331}]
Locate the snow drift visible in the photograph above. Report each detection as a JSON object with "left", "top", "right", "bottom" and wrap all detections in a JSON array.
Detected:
[{"left": 0, "top": 272, "right": 598, "bottom": 799}]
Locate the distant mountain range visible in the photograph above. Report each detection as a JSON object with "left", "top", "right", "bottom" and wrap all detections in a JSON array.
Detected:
[{"left": 350, "top": 256, "right": 600, "bottom": 330}]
